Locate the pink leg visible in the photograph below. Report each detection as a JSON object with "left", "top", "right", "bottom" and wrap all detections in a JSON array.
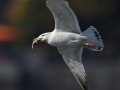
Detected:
[{"left": 84, "top": 43, "right": 96, "bottom": 48}]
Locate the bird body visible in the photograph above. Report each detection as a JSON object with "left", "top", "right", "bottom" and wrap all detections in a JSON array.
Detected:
[
  {"left": 47, "top": 31, "right": 86, "bottom": 47},
  {"left": 32, "top": 0, "right": 104, "bottom": 90}
]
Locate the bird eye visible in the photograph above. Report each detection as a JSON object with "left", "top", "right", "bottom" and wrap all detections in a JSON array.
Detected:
[{"left": 42, "top": 35, "right": 44, "bottom": 36}]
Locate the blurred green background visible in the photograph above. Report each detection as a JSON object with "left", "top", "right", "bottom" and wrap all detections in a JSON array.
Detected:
[{"left": 0, "top": 0, "right": 120, "bottom": 90}]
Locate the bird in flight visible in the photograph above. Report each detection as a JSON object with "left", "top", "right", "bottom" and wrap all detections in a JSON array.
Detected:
[{"left": 32, "top": 0, "right": 104, "bottom": 90}]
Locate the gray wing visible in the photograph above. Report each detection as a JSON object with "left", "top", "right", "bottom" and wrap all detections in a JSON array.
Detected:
[
  {"left": 46, "top": 0, "right": 81, "bottom": 34},
  {"left": 58, "top": 47, "right": 88, "bottom": 90}
]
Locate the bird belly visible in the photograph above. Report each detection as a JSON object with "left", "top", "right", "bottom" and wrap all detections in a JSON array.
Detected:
[{"left": 48, "top": 33, "right": 83, "bottom": 47}]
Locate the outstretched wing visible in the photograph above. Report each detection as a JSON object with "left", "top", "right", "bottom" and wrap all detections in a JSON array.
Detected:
[
  {"left": 46, "top": 0, "right": 81, "bottom": 34},
  {"left": 58, "top": 47, "right": 88, "bottom": 90}
]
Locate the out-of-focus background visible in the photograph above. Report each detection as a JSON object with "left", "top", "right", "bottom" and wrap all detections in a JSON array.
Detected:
[{"left": 0, "top": 0, "right": 120, "bottom": 90}]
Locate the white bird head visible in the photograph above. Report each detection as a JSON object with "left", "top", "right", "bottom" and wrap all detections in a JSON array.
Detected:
[{"left": 32, "top": 32, "right": 50, "bottom": 49}]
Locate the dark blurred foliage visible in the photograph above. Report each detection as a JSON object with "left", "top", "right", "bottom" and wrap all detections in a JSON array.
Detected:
[{"left": 0, "top": 0, "right": 120, "bottom": 90}]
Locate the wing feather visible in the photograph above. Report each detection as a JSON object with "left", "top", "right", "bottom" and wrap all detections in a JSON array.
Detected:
[
  {"left": 58, "top": 47, "right": 89, "bottom": 90},
  {"left": 46, "top": 0, "right": 81, "bottom": 33}
]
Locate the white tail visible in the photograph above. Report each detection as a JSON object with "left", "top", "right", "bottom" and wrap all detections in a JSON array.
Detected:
[{"left": 82, "top": 26, "right": 104, "bottom": 51}]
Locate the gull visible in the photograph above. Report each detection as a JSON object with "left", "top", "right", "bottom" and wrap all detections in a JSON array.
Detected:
[{"left": 32, "top": 0, "right": 104, "bottom": 90}]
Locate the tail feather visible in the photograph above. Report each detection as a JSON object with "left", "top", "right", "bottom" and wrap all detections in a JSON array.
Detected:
[{"left": 82, "top": 26, "right": 104, "bottom": 51}]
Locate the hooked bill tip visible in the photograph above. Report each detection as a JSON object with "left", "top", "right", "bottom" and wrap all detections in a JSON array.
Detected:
[{"left": 32, "top": 37, "right": 42, "bottom": 49}]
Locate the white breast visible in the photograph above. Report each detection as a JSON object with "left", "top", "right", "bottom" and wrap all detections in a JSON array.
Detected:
[{"left": 48, "top": 31, "right": 83, "bottom": 47}]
